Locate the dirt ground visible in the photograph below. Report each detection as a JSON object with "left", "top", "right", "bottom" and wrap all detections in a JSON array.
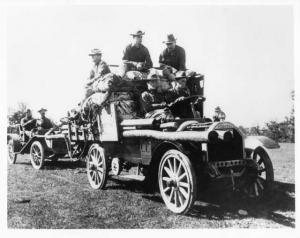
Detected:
[{"left": 7, "top": 143, "right": 295, "bottom": 228}]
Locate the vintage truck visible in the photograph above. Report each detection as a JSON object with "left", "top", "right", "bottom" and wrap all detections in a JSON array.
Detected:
[{"left": 7, "top": 74, "right": 278, "bottom": 214}]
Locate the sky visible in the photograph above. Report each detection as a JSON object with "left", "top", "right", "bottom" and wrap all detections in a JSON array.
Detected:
[{"left": 6, "top": 5, "right": 294, "bottom": 127}]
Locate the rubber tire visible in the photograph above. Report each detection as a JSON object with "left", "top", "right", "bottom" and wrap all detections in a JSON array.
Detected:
[
  {"left": 7, "top": 140, "right": 17, "bottom": 164},
  {"left": 30, "top": 141, "right": 45, "bottom": 170},
  {"left": 86, "top": 143, "right": 108, "bottom": 190},
  {"left": 253, "top": 147, "right": 274, "bottom": 194},
  {"left": 158, "top": 149, "right": 197, "bottom": 214}
]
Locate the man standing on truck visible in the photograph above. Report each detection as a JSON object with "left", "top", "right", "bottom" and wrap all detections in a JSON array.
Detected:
[
  {"left": 85, "top": 49, "right": 111, "bottom": 99},
  {"left": 120, "top": 30, "right": 153, "bottom": 77}
]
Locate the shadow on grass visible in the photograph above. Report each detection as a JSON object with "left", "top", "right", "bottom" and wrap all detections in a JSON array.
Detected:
[
  {"left": 43, "top": 160, "right": 86, "bottom": 170},
  {"left": 13, "top": 158, "right": 85, "bottom": 170},
  {"left": 107, "top": 177, "right": 295, "bottom": 228},
  {"left": 187, "top": 180, "right": 295, "bottom": 227}
]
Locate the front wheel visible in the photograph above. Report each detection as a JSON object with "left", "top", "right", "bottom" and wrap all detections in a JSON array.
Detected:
[
  {"left": 7, "top": 140, "right": 17, "bottom": 164},
  {"left": 242, "top": 147, "right": 274, "bottom": 197},
  {"left": 30, "top": 141, "right": 45, "bottom": 170},
  {"left": 86, "top": 143, "right": 108, "bottom": 189},
  {"left": 158, "top": 149, "right": 197, "bottom": 214}
]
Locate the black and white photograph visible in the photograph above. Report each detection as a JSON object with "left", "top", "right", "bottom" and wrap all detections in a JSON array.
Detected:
[{"left": 1, "top": 0, "right": 298, "bottom": 231}]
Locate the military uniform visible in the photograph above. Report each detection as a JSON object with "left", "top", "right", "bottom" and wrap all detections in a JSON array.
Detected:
[
  {"left": 20, "top": 117, "right": 37, "bottom": 131},
  {"left": 159, "top": 45, "right": 186, "bottom": 71},
  {"left": 140, "top": 89, "right": 175, "bottom": 122},
  {"left": 38, "top": 117, "right": 53, "bottom": 130},
  {"left": 169, "top": 86, "right": 191, "bottom": 99},
  {"left": 140, "top": 89, "right": 166, "bottom": 114},
  {"left": 85, "top": 60, "right": 111, "bottom": 98},
  {"left": 122, "top": 44, "right": 153, "bottom": 69}
]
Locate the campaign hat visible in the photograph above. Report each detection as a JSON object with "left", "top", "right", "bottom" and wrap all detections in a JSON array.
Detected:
[
  {"left": 163, "top": 34, "right": 177, "bottom": 43},
  {"left": 38, "top": 108, "right": 47, "bottom": 113},
  {"left": 88, "top": 48, "right": 102, "bottom": 56},
  {"left": 130, "top": 30, "right": 145, "bottom": 37}
]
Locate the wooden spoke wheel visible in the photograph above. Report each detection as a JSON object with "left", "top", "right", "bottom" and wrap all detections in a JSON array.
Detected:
[
  {"left": 86, "top": 144, "right": 108, "bottom": 190},
  {"left": 243, "top": 147, "right": 274, "bottom": 198},
  {"left": 30, "top": 141, "right": 45, "bottom": 170},
  {"left": 158, "top": 149, "right": 197, "bottom": 214},
  {"left": 7, "top": 140, "right": 17, "bottom": 164}
]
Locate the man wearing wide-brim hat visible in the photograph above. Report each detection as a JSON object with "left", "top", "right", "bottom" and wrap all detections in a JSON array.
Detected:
[
  {"left": 36, "top": 108, "right": 54, "bottom": 133},
  {"left": 85, "top": 48, "right": 111, "bottom": 99},
  {"left": 159, "top": 34, "right": 186, "bottom": 73},
  {"left": 121, "top": 30, "right": 153, "bottom": 77},
  {"left": 140, "top": 71, "right": 174, "bottom": 122},
  {"left": 169, "top": 70, "right": 191, "bottom": 98}
]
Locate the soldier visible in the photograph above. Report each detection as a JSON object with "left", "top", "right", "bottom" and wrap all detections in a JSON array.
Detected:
[
  {"left": 140, "top": 71, "right": 174, "bottom": 121},
  {"left": 159, "top": 34, "right": 186, "bottom": 74},
  {"left": 170, "top": 71, "right": 191, "bottom": 98},
  {"left": 20, "top": 109, "right": 37, "bottom": 140},
  {"left": 120, "top": 30, "right": 153, "bottom": 77},
  {"left": 85, "top": 49, "right": 111, "bottom": 99},
  {"left": 37, "top": 108, "right": 54, "bottom": 133}
]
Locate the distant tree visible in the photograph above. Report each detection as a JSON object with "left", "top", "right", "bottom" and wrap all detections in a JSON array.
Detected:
[
  {"left": 249, "top": 125, "right": 261, "bottom": 135},
  {"left": 238, "top": 126, "right": 249, "bottom": 136},
  {"left": 8, "top": 102, "right": 28, "bottom": 125}
]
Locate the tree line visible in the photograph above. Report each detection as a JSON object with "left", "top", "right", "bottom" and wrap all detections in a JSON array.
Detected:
[{"left": 239, "top": 91, "right": 295, "bottom": 143}]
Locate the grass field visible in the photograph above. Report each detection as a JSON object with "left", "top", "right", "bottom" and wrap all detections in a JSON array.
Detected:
[{"left": 7, "top": 143, "right": 295, "bottom": 228}]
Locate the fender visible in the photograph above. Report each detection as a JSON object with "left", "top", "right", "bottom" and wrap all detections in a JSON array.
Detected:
[
  {"left": 244, "top": 135, "right": 279, "bottom": 157},
  {"left": 152, "top": 140, "right": 188, "bottom": 163}
]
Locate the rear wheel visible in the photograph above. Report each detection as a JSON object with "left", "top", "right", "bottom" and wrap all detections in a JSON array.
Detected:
[
  {"left": 7, "top": 140, "right": 17, "bottom": 164},
  {"left": 30, "top": 141, "right": 45, "bottom": 170},
  {"left": 86, "top": 143, "right": 108, "bottom": 189},
  {"left": 158, "top": 149, "right": 197, "bottom": 214},
  {"left": 242, "top": 147, "right": 274, "bottom": 197}
]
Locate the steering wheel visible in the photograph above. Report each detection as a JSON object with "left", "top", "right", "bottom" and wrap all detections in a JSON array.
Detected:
[
  {"left": 168, "top": 95, "right": 202, "bottom": 109},
  {"left": 167, "top": 95, "right": 204, "bottom": 118}
]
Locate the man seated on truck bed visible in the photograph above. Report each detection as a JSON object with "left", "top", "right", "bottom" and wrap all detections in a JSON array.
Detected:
[
  {"left": 84, "top": 49, "right": 111, "bottom": 99},
  {"left": 120, "top": 30, "right": 153, "bottom": 79},
  {"left": 159, "top": 34, "right": 196, "bottom": 81}
]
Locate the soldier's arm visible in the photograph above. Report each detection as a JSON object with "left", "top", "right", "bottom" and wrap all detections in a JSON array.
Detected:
[
  {"left": 140, "top": 92, "right": 166, "bottom": 113},
  {"left": 99, "top": 62, "right": 111, "bottom": 76},
  {"left": 144, "top": 48, "right": 153, "bottom": 69},
  {"left": 178, "top": 48, "right": 186, "bottom": 71},
  {"left": 151, "top": 102, "right": 167, "bottom": 110},
  {"left": 21, "top": 118, "right": 35, "bottom": 127}
]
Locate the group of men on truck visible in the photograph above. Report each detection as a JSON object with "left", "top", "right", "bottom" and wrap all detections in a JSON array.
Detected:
[
  {"left": 20, "top": 30, "right": 226, "bottom": 139},
  {"left": 81, "top": 30, "right": 196, "bottom": 126}
]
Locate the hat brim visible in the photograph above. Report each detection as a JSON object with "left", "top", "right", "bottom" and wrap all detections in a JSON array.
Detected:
[
  {"left": 38, "top": 109, "right": 47, "bottom": 113},
  {"left": 163, "top": 39, "right": 177, "bottom": 44},
  {"left": 88, "top": 53, "right": 102, "bottom": 56},
  {"left": 130, "top": 32, "right": 145, "bottom": 36}
]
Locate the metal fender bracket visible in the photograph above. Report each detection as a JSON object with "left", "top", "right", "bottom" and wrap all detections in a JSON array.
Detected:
[{"left": 140, "top": 140, "right": 152, "bottom": 165}]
